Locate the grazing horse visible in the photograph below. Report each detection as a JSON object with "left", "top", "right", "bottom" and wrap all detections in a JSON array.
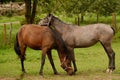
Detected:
[
  {"left": 14, "top": 24, "right": 74, "bottom": 75},
  {"left": 39, "top": 14, "right": 116, "bottom": 73}
]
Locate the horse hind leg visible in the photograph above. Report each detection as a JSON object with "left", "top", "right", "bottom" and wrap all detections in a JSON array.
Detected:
[
  {"left": 20, "top": 46, "right": 26, "bottom": 73},
  {"left": 14, "top": 35, "right": 26, "bottom": 73},
  {"left": 100, "top": 42, "right": 115, "bottom": 73}
]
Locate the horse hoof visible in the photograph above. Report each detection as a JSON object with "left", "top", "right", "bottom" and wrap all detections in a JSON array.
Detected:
[
  {"left": 106, "top": 69, "right": 113, "bottom": 74},
  {"left": 54, "top": 72, "right": 59, "bottom": 75}
]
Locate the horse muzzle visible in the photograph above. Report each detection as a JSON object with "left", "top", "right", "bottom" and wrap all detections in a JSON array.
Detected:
[
  {"left": 66, "top": 67, "right": 74, "bottom": 75},
  {"left": 61, "top": 64, "right": 74, "bottom": 75}
]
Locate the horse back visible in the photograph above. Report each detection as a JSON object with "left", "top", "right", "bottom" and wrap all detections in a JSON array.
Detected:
[
  {"left": 18, "top": 24, "right": 55, "bottom": 50},
  {"left": 65, "top": 23, "right": 114, "bottom": 47},
  {"left": 79, "top": 23, "right": 114, "bottom": 37},
  {"left": 94, "top": 24, "right": 114, "bottom": 37}
]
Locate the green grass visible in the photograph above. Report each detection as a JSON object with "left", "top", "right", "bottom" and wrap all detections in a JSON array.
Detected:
[
  {"left": 0, "top": 23, "right": 21, "bottom": 48},
  {"left": 0, "top": 16, "right": 24, "bottom": 23},
  {"left": 0, "top": 16, "right": 22, "bottom": 48},
  {"left": 0, "top": 42, "right": 120, "bottom": 80},
  {"left": 0, "top": 14, "right": 120, "bottom": 80}
]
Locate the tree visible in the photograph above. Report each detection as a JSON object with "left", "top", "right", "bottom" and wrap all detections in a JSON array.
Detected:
[
  {"left": 38, "top": 0, "right": 57, "bottom": 14},
  {"left": 75, "top": 0, "right": 95, "bottom": 22},
  {"left": 37, "top": 0, "right": 120, "bottom": 26},
  {"left": 88, "top": 0, "right": 120, "bottom": 31},
  {"left": 88, "top": 0, "right": 103, "bottom": 22},
  {"left": 58, "top": 0, "right": 95, "bottom": 24},
  {"left": 24, "top": 0, "right": 38, "bottom": 24}
]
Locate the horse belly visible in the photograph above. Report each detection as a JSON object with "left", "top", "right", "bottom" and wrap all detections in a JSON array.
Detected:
[
  {"left": 74, "top": 36, "right": 98, "bottom": 48},
  {"left": 26, "top": 37, "right": 54, "bottom": 50},
  {"left": 64, "top": 36, "right": 97, "bottom": 48},
  {"left": 26, "top": 40, "right": 42, "bottom": 50},
  {"left": 75, "top": 40, "right": 97, "bottom": 48}
]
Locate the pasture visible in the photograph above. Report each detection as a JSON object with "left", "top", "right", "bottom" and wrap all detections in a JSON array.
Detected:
[
  {"left": 0, "top": 15, "right": 120, "bottom": 80},
  {"left": 0, "top": 41, "right": 120, "bottom": 80}
]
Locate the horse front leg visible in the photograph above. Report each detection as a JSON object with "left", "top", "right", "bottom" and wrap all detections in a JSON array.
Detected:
[
  {"left": 68, "top": 47, "right": 77, "bottom": 74},
  {"left": 47, "top": 50, "right": 59, "bottom": 75},
  {"left": 101, "top": 42, "right": 115, "bottom": 73},
  {"left": 39, "top": 48, "right": 47, "bottom": 75}
]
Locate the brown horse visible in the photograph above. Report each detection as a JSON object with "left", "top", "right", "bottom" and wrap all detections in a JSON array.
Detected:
[
  {"left": 39, "top": 14, "right": 116, "bottom": 74},
  {"left": 14, "top": 24, "right": 73, "bottom": 75}
]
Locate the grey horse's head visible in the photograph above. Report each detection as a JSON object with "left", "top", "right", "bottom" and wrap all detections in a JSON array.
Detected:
[{"left": 39, "top": 14, "right": 53, "bottom": 26}]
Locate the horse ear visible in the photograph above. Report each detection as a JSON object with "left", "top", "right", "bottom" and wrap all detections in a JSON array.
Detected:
[{"left": 46, "top": 13, "right": 53, "bottom": 26}]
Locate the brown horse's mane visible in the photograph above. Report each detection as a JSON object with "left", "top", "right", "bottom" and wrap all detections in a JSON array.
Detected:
[
  {"left": 50, "top": 28, "right": 69, "bottom": 54},
  {"left": 50, "top": 29, "right": 72, "bottom": 60}
]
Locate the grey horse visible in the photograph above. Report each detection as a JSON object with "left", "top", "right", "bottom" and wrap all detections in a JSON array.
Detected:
[{"left": 39, "top": 14, "right": 115, "bottom": 74}]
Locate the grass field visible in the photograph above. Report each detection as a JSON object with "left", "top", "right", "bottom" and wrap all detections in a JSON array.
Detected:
[
  {"left": 0, "top": 15, "right": 120, "bottom": 80},
  {"left": 0, "top": 41, "right": 120, "bottom": 80}
]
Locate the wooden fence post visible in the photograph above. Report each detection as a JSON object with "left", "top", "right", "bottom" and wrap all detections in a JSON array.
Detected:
[
  {"left": 4, "top": 23, "right": 7, "bottom": 44},
  {"left": 9, "top": 22, "right": 12, "bottom": 44}
]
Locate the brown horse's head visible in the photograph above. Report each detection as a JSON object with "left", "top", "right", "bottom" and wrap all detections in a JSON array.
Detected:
[{"left": 60, "top": 54, "right": 73, "bottom": 75}]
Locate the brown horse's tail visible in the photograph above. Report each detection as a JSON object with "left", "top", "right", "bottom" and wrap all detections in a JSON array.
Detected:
[{"left": 14, "top": 33, "right": 21, "bottom": 57}]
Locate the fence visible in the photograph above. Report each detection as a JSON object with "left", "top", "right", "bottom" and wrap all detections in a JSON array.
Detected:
[{"left": 0, "top": 21, "right": 20, "bottom": 46}]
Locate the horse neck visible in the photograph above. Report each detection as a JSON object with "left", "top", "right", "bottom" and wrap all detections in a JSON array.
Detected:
[
  {"left": 52, "top": 29, "right": 66, "bottom": 50},
  {"left": 51, "top": 29, "right": 68, "bottom": 57},
  {"left": 52, "top": 18, "right": 72, "bottom": 35},
  {"left": 52, "top": 30, "right": 71, "bottom": 64},
  {"left": 56, "top": 40, "right": 69, "bottom": 64}
]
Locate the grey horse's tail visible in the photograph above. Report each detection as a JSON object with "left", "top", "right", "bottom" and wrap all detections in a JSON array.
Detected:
[{"left": 111, "top": 27, "right": 116, "bottom": 35}]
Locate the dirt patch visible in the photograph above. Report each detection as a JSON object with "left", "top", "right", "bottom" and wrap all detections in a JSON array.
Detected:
[
  {"left": 0, "top": 77, "right": 16, "bottom": 80},
  {"left": 1, "top": 75, "right": 120, "bottom": 80}
]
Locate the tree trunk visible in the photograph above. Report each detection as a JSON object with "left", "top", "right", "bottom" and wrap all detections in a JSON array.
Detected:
[
  {"left": 77, "top": 14, "right": 80, "bottom": 26},
  {"left": 75, "top": 15, "right": 80, "bottom": 26},
  {"left": 81, "top": 13, "right": 84, "bottom": 23},
  {"left": 30, "top": 0, "right": 38, "bottom": 23},
  {"left": 24, "top": 0, "right": 38, "bottom": 24},
  {"left": 96, "top": 13, "right": 99, "bottom": 23},
  {"left": 112, "top": 12, "right": 116, "bottom": 31},
  {"left": 24, "top": 0, "right": 31, "bottom": 24},
  {"left": 75, "top": 17, "right": 77, "bottom": 25}
]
